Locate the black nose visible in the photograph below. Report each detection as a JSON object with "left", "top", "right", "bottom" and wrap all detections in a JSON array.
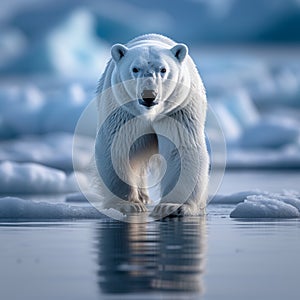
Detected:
[{"left": 141, "top": 90, "right": 157, "bottom": 104}]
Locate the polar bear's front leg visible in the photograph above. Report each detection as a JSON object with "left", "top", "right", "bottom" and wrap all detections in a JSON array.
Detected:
[
  {"left": 108, "top": 173, "right": 148, "bottom": 213},
  {"left": 150, "top": 130, "right": 209, "bottom": 217},
  {"left": 137, "top": 167, "right": 151, "bottom": 205}
]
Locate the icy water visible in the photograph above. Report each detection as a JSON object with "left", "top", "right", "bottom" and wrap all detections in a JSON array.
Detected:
[{"left": 1, "top": 171, "right": 300, "bottom": 300}]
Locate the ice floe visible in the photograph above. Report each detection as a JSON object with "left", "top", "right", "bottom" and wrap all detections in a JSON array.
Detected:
[
  {"left": 0, "top": 161, "right": 78, "bottom": 194},
  {"left": 0, "top": 197, "right": 124, "bottom": 220},
  {"left": 230, "top": 191, "right": 300, "bottom": 219},
  {"left": 0, "top": 189, "right": 299, "bottom": 220}
]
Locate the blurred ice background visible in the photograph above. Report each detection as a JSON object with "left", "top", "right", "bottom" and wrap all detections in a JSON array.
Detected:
[{"left": 0, "top": 0, "right": 300, "bottom": 218}]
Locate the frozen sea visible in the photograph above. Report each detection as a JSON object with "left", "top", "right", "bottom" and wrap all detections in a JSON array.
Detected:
[{"left": 1, "top": 170, "right": 299, "bottom": 300}]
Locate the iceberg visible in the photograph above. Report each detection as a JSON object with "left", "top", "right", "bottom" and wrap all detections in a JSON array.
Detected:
[
  {"left": 0, "top": 133, "right": 94, "bottom": 171},
  {"left": 0, "top": 83, "right": 97, "bottom": 139}
]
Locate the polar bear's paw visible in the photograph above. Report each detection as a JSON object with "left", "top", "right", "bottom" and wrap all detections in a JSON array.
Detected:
[
  {"left": 103, "top": 199, "right": 148, "bottom": 214},
  {"left": 150, "top": 203, "right": 199, "bottom": 218},
  {"left": 138, "top": 189, "right": 152, "bottom": 205}
]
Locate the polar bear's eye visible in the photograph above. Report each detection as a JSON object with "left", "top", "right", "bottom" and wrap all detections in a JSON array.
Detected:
[
  {"left": 132, "top": 67, "right": 139, "bottom": 73},
  {"left": 160, "top": 68, "right": 167, "bottom": 73}
]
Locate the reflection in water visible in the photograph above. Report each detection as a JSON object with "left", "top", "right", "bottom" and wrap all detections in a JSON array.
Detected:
[{"left": 95, "top": 217, "right": 206, "bottom": 296}]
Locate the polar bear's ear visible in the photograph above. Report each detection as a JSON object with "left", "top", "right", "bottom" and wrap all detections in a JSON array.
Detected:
[
  {"left": 111, "top": 44, "right": 128, "bottom": 63},
  {"left": 170, "top": 44, "right": 188, "bottom": 63}
]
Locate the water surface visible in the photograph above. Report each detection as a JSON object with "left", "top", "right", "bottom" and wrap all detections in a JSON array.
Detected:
[{"left": 1, "top": 171, "right": 299, "bottom": 300}]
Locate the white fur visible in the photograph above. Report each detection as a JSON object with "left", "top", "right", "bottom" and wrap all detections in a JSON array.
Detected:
[{"left": 93, "top": 34, "right": 209, "bottom": 217}]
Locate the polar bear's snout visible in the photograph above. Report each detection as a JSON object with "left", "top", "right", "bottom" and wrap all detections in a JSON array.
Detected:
[{"left": 139, "top": 89, "right": 158, "bottom": 107}]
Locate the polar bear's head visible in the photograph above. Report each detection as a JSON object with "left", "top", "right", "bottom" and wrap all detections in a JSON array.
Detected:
[{"left": 110, "top": 42, "right": 191, "bottom": 115}]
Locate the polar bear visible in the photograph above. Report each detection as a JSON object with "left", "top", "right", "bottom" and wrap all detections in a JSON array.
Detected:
[{"left": 93, "top": 33, "right": 209, "bottom": 217}]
